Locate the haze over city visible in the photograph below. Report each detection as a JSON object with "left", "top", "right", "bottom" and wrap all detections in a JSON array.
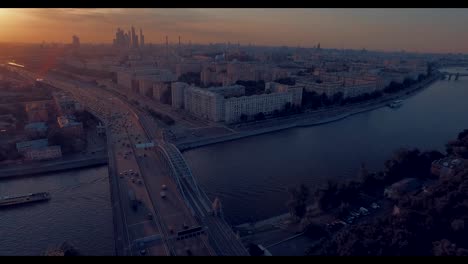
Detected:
[
  {"left": 1, "top": 8, "right": 468, "bottom": 257},
  {"left": 1, "top": 8, "right": 468, "bottom": 53}
]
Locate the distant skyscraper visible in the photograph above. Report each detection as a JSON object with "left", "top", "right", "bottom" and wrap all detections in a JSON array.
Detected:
[
  {"left": 72, "top": 35, "right": 80, "bottom": 49},
  {"left": 114, "top": 27, "right": 145, "bottom": 49},
  {"left": 140, "top": 28, "right": 145, "bottom": 48},
  {"left": 131, "top": 26, "right": 140, "bottom": 49},
  {"left": 166, "top": 36, "right": 169, "bottom": 57}
]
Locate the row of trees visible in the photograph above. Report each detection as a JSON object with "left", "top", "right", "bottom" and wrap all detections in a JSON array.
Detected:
[
  {"left": 316, "top": 166, "right": 468, "bottom": 255},
  {"left": 0, "top": 143, "right": 22, "bottom": 162},
  {"left": 239, "top": 102, "right": 304, "bottom": 123},
  {"left": 47, "top": 126, "right": 86, "bottom": 154},
  {"left": 146, "top": 107, "right": 175, "bottom": 126},
  {"left": 312, "top": 148, "right": 444, "bottom": 214},
  {"left": 309, "top": 129, "right": 468, "bottom": 256},
  {"left": 235, "top": 80, "right": 266, "bottom": 96},
  {"left": 178, "top": 72, "right": 201, "bottom": 86},
  {"left": 446, "top": 129, "right": 468, "bottom": 158}
]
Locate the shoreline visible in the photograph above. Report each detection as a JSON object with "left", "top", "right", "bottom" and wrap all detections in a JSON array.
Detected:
[
  {"left": 177, "top": 75, "right": 440, "bottom": 152},
  {"left": 0, "top": 155, "right": 108, "bottom": 179}
]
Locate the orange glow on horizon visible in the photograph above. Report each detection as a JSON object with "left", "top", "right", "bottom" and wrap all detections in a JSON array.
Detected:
[{"left": 0, "top": 8, "right": 467, "bottom": 54}]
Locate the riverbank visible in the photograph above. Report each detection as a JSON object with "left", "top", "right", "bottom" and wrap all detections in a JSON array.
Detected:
[
  {"left": 176, "top": 74, "right": 440, "bottom": 151},
  {"left": 0, "top": 154, "right": 108, "bottom": 179}
]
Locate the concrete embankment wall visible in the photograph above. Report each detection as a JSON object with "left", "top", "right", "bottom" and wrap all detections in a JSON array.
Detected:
[{"left": 0, "top": 156, "right": 108, "bottom": 179}]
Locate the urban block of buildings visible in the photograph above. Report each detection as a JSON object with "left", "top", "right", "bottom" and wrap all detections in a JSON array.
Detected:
[
  {"left": 174, "top": 82, "right": 303, "bottom": 123},
  {"left": 16, "top": 138, "right": 62, "bottom": 161}
]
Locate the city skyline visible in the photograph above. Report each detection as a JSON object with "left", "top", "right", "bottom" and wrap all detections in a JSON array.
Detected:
[{"left": 1, "top": 8, "right": 468, "bottom": 53}]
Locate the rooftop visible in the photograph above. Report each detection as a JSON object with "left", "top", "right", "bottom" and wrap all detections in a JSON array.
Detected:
[
  {"left": 24, "top": 122, "right": 48, "bottom": 130},
  {"left": 57, "top": 116, "right": 81, "bottom": 128},
  {"left": 16, "top": 138, "right": 48, "bottom": 150}
]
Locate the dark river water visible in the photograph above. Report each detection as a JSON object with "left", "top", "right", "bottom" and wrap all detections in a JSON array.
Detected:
[
  {"left": 184, "top": 67, "right": 468, "bottom": 225},
  {"left": 0, "top": 166, "right": 115, "bottom": 256}
]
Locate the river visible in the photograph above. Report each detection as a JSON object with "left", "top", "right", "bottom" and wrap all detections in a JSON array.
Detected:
[
  {"left": 0, "top": 166, "right": 115, "bottom": 256},
  {"left": 183, "top": 67, "right": 468, "bottom": 225}
]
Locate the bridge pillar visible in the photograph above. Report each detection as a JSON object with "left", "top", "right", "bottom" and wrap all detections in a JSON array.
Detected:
[
  {"left": 448, "top": 74, "right": 452, "bottom": 80},
  {"left": 455, "top": 73, "right": 459, "bottom": 81}
]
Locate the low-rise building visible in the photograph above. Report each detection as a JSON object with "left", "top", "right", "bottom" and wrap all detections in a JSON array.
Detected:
[
  {"left": 24, "top": 122, "right": 48, "bottom": 137},
  {"left": 0, "top": 114, "right": 16, "bottom": 135},
  {"left": 25, "top": 101, "right": 52, "bottom": 123},
  {"left": 24, "top": 145, "right": 62, "bottom": 161},
  {"left": 57, "top": 116, "right": 84, "bottom": 138},
  {"left": 16, "top": 138, "right": 49, "bottom": 153},
  {"left": 54, "top": 92, "right": 82, "bottom": 116}
]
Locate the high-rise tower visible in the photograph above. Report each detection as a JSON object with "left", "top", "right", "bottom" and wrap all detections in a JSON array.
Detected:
[{"left": 140, "top": 28, "right": 145, "bottom": 48}]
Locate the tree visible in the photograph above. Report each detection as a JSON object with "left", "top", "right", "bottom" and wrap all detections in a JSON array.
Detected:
[
  {"left": 240, "top": 114, "right": 248, "bottom": 122},
  {"left": 178, "top": 72, "right": 201, "bottom": 86},
  {"left": 254, "top": 112, "right": 265, "bottom": 121},
  {"left": 418, "top": 74, "right": 426, "bottom": 82},
  {"left": 161, "top": 87, "right": 172, "bottom": 105},
  {"left": 287, "top": 183, "right": 310, "bottom": 220},
  {"left": 275, "top": 77, "right": 296, "bottom": 85},
  {"left": 248, "top": 243, "right": 264, "bottom": 256},
  {"left": 332, "top": 92, "right": 344, "bottom": 104},
  {"left": 426, "top": 62, "right": 433, "bottom": 76},
  {"left": 321, "top": 93, "right": 331, "bottom": 106}
]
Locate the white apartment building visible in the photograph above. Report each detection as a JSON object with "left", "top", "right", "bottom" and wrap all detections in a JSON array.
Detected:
[
  {"left": 265, "top": 82, "right": 303, "bottom": 106},
  {"left": 184, "top": 87, "right": 225, "bottom": 122},
  {"left": 343, "top": 81, "right": 377, "bottom": 98},
  {"left": 298, "top": 79, "right": 344, "bottom": 97},
  {"left": 224, "top": 92, "right": 293, "bottom": 123},
  {"left": 183, "top": 83, "right": 302, "bottom": 124}
]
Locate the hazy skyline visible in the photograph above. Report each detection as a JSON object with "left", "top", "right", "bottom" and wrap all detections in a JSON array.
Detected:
[{"left": 1, "top": 8, "right": 468, "bottom": 53}]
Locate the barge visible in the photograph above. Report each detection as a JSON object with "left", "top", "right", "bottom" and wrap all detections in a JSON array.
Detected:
[{"left": 0, "top": 192, "right": 50, "bottom": 208}]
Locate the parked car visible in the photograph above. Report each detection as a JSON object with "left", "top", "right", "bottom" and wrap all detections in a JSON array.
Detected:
[
  {"left": 359, "top": 207, "right": 370, "bottom": 216},
  {"left": 345, "top": 216, "right": 355, "bottom": 224},
  {"left": 350, "top": 211, "right": 360, "bottom": 217}
]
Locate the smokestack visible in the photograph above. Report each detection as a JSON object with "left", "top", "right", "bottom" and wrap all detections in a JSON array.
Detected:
[{"left": 179, "top": 36, "right": 181, "bottom": 46}]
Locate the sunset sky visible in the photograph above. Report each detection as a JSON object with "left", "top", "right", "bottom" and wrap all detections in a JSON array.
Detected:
[{"left": 1, "top": 8, "right": 467, "bottom": 53}]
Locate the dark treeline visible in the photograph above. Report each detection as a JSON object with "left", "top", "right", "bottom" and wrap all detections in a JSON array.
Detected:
[{"left": 306, "top": 129, "right": 468, "bottom": 256}]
